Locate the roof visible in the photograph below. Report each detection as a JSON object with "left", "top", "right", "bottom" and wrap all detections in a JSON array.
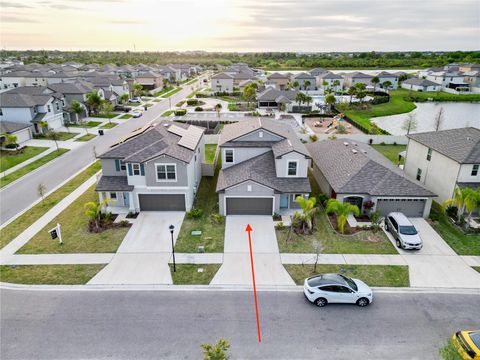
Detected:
[
  {"left": 344, "top": 72, "right": 373, "bottom": 79},
  {"left": 407, "top": 127, "right": 480, "bottom": 164},
  {"left": 211, "top": 72, "right": 234, "bottom": 80},
  {"left": 306, "top": 140, "right": 435, "bottom": 197},
  {"left": 216, "top": 151, "right": 311, "bottom": 193},
  {"left": 256, "top": 88, "right": 297, "bottom": 102},
  {"left": 0, "top": 121, "right": 31, "bottom": 133},
  {"left": 0, "top": 86, "right": 61, "bottom": 107},
  {"left": 403, "top": 78, "right": 440, "bottom": 86},
  {"left": 267, "top": 72, "right": 290, "bottom": 80},
  {"left": 376, "top": 71, "right": 398, "bottom": 78},
  {"left": 98, "top": 122, "right": 204, "bottom": 163},
  {"left": 319, "top": 72, "right": 343, "bottom": 80},
  {"left": 219, "top": 117, "right": 310, "bottom": 158},
  {"left": 48, "top": 82, "right": 93, "bottom": 94},
  {"left": 294, "top": 72, "right": 315, "bottom": 79},
  {"left": 96, "top": 176, "right": 134, "bottom": 192}
]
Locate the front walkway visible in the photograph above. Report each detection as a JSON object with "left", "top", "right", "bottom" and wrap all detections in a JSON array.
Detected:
[{"left": 211, "top": 216, "right": 295, "bottom": 286}]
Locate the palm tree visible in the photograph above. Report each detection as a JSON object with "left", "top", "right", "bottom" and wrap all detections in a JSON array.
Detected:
[
  {"left": 69, "top": 100, "right": 84, "bottom": 124},
  {"left": 1, "top": 134, "right": 18, "bottom": 150},
  {"left": 292, "top": 81, "right": 299, "bottom": 89},
  {"left": 347, "top": 86, "right": 356, "bottom": 105},
  {"left": 304, "top": 80, "right": 311, "bottom": 92},
  {"left": 132, "top": 83, "right": 143, "bottom": 98},
  {"left": 324, "top": 93, "right": 336, "bottom": 113},
  {"left": 85, "top": 90, "right": 102, "bottom": 115},
  {"left": 356, "top": 90, "right": 367, "bottom": 105},
  {"left": 119, "top": 93, "right": 129, "bottom": 104},
  {"left": 84, "top": 199, "right": 108, "bottom": 231},
  {"left": 332, "top": 80, "right": 341, "bottom": 94},
  {"left": 325, "top": 199, "right": 360, "bottom": 234},
  {"left": 215, "top": 103, "right": 222, "bottom": 118},
  {"left": 443, "top": 186, "right": 479, "bottom": 221},
  {"left": 295, "top": 92, "right": 305, "bottom": 106},
  {"left": 304, "top": 94, "right": 313, "bottom": 108},
  {"left": 371, "top": 76, "right": 380, "bottom": 93},
  {"left": 39, "top": 121, "right": 49, "bottom": 135},
  {"left": 382, "top": 80, "right": 392, "bottom": 92},
  {"left": 293, "top": 196, "right": 319, "bottom": 234}
]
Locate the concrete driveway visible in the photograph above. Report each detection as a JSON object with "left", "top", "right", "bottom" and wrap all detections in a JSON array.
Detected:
[
  {"left": 88, "top": 212, "right": 184, "bottom": 285},
  {"left": 211, "top": 216, "right": 295, "bottom": 286}
]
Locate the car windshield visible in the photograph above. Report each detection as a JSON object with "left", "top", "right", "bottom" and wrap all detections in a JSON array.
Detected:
[
  {"left": 470, "top": 331, "right": 480, "bottom": 348},
  {"left": 400, "top": 226, "right": 417, "bottom": 235},
  {"left": 339, "top": 275, "right": 358, "bottom": 291}
]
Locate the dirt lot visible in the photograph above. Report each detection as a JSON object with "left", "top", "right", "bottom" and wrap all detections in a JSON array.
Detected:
[{"left": 305, "top": 117, "right": 362, "bottom": 134}]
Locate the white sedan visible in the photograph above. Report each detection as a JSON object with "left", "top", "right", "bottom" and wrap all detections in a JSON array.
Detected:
[
  {"left": 131, "top": 110, "right": 143, "bottom": 118},
  {"left": 304, "top": 273, "right": 373, "bottom": 307}
]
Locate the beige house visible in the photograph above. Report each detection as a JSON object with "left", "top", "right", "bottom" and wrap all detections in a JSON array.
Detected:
[{"left": 135, "top": 71, "right": 163, "bottom": 91}]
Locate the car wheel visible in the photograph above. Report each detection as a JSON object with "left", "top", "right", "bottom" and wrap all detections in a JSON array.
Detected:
[
  {"left": 396, "top": 239, "right": 402, "bottom": 248},
  {"left": 314, "top": 298, "right": 327, "bottom": 307},
  {"left": 385, "top": 223, "right": 389, "bottom": 231},
  {"left": 356, "top": 298, "right": 369, "bottom": 307}
]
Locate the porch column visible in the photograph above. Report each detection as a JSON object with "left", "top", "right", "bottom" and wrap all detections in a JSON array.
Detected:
[
  {"left": 98, "top": 192, "right": 104, "bottom": 204},
  {"left": 128, "top": 192, "right": 135, "bottom": 212}
]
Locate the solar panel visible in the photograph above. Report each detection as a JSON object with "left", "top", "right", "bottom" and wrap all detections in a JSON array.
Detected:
[{"left": 178, "top": 126, "right": 204, "bottom": 150}]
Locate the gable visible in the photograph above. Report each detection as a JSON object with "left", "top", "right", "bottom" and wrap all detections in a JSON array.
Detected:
[{"left": 235, "top": 129, "right": 283, "bottom": 142}]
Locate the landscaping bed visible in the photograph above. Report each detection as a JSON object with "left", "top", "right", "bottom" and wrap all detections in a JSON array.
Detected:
[
  {"left": 169, "top": 264, "right": 221, "bottom": 285},
  {"left": 371, "top": 144, "right": 406, "bottom": 164},
  {"left": 284, "top": 264, "right": 410, "bottom": 287},
  {"left": 100, "top": 123, "right": 118, "bottom": 129},
  {"left": 0, "top": 146, "right": 48, "bottom": 172},
  {"left": 0, "top": 264, "right": 106, "bottom": 285},
  {"left": 16, "top": 185, "right": 129, "bottom": 254},
  {"left": 75, "top": 134, "right": 97, "bottom": 142},
  {"left": 0, "top": 161, "right": 101, "bottom": 249},
  {"left": 33, "top": 132, "right": 76, "bottom": 141},
  {"left": 0, "top": 148, "right": 70, "bottom": 188}
]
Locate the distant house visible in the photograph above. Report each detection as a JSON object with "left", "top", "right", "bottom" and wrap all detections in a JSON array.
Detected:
[
  {"left": 293, "top": 72, "right": 316, "bottom": 91},
  {"left": 216, "top": 118, "right": 311, "bottom": 215},
  {"left": 256, "top": 88, "right": 298, "bottom": 111},
  {"left": 0, "top": 121, "right": 32, "bottom": 144},
  {"left": 317, "top": 72, "right": 344, "bottom": 91},
  {"left": 211, "top": 72, "right": 234, "bottom": 93},
  {"left": 376, "top": 71, "right": 399, "bottom": 90},
  {"left": 307, "top": 140, "right": 436, "bottom": 218},
  {"left": 266, "top": 72, "right": 290, "bottom": 90},
  {"left": 309, "top": 67, "right": 328, "bottom": 77},
  {"left": 49, "top": 82, "right": 94, "bottom": 123},
  {"left": 404, "top": 128, "right": 480, "bottom": 203},
  {"left": 135, "top": 71, "right": 164, "bottom": 91},
  {"left": 401, "top": 78, "right": 441, "bottom": 92},
  {"left": 343, "top": 72, "right": 373, "bottom": 88}
]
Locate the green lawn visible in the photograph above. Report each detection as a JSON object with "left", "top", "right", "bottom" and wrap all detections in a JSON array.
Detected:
[
  {"left": 144, "top": 103, "right": 153, "bottom": 107},
  {"left": 371, "top": 144, "right": 406, "bottom": 165},
  {"left": 0, "top": 161, "right": 101, "bottom": 249},
  {"left": 162, "top": 110, "right": 174, "bottom": 116},
  {"left": 93, "top": 113, "right": 117, "bottom": 119},
  {"left": 430, "top": 202, "right": 480, "bottom": 255},
  {"left": 153, "top": 87, "right": 174, "bottom": 97},
  {"left": 175, "top": 164, "right": 225, "bottom": 253},
  {"left": 33, "top": 132, "right": 76, "bottom": 141},
  {"left": 169, "top": 264, "right": 221, "bottom": 285},
  {"left": 187, "top": 88, "right": 204, "bottom": 98},
  {"left": 69, "top": 121, "right": 102, "bottom": 128},
  {"left": 183, "top": 78, "right": 198, "bottom": 85},
  {"left": 473, "top": 267, "right": 480, "bottom": 273},
  {"left": 0, "top": 148, "right": 70, "bottom": 188},
  {"left": 284, "top": 264, "right": 410, "bottom": 287},
  {"left": 204, "top": 144, "right": 217, "bottom": 164},
  {"left": 228, "top": 103, "right": 240, "bottom": 111},
  {"left": 118, "top": 114, "right": 132, "bottom": 119},
  {"left": 17, "top": 185, "right": 129, "bottom": 254},
  {"left": 397, "top": 88, "right": 480, "bottom": 102},
  {"left": 126, "top": 102, "right": 141, "bottom": 107},
  {"left": 161, "top": 87, "right": 182, "bottom": 98},
  {"left": 0, "top": 264, "right": 105, "bottom": 285},
  {"left": 0, "top": 146, "right": 48, "bottom": 172},
  {"left": 75, "top": 134, "right": 97, "bottom": 142},
  {"left": 100, "top": 122, "right": 118, "bottom": 129}
]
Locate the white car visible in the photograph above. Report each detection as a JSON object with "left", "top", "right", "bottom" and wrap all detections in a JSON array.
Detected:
[
  {"left": 129, "top": 98, "right": 141, "bottom": 104},
  {"left": 304, "top": 273, "right": 373, "bottom": 307},
  {"left": 131, "top": 110, "right": 142, "bottom": 118},
  {"left": 385, "top": 212, "right": 423, "bottom": 250}
]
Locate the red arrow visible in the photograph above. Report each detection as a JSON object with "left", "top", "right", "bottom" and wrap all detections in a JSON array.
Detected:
[{"left": 246, "top": 224, "right": 261, "bottom": 343}]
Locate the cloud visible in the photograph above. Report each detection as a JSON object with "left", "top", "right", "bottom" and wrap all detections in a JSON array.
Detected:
[
  {"left": 0, "top": 15, "right": 39, "bottom": 23},
  {"left": 0, "top": 2, "right": 33, "bottom": 8}
]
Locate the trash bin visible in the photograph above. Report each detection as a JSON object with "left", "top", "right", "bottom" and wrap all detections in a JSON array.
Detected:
[{"left": 98, "top": 129, "right": 104, "bottom": 136}]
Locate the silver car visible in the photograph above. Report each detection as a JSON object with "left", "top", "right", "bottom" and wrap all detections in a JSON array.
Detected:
[{"left": 384, "top": 212, "right": 423, "bottom": 250}]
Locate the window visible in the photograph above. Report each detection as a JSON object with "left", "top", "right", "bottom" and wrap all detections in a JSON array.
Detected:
[
  {"left": 156, "top": 164, "right": 176, "bottom": 181},
  {"left": 287, "top": 161, "right": 298, "bottom": 176},
  {"left": 47, "top": 105, "right": 51, "bottom": 112},
  {"left": 247, "top": 185, "right": 252, "bottom": 192},
  {"left": 56, "top": 102, "right": 60, "bottom": 110},
  {"left": 426, "top": 148, "right": 432, "bottom": 161},
  {"left": 109, "top": 192, "right": 117, "bottom": 200},
  {"left": 225, "top": 149, "right": 234, "bottom": 163},
  {"left": 259, "top": 131, "right": 263, "bottom": 138},
  {"left": 0, "top": 109, "right": 2, "bottom": 116},
  {"left": 472, "top": 164, "right": 479, "bottom": 176},
  {"left": 120, "top": 161, "right": 126, "bottom": 171},
  {"left": 132, "top": 163, "right": 140, "bottom": 176},
  {"left": 416, "top": 168, "right": 422, "bottom": 181}
]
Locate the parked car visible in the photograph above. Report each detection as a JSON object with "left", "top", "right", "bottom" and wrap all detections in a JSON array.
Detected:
[
  {"left": 384, "top": 212, "right": 423, "bottom": 250},
  {"left": 131, "top": 110, "right": 142, "bottom": 118},
  {"left": 129, "top": 98, "right": 141, "bottom": 104},
  {"left": 452, "top": 330, "right": 480, "bottom": 360},
  {"left": 114, "top": 105, "right": 131, "bottom": 112},
  {"left": 303, "top": 273, "right": 373, "bottom": 307}
]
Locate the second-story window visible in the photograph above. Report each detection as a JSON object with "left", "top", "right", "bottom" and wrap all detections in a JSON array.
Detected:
[
  {"left": 47, "top": 105, "right": 51, "bottom": 112},
  {"left": 56, "top": 102, "right": 60, "bottom": 110},
  {"left": 225, "top": 149, "right": 234, "bottom": 163},
  {"left": 472, "top": 164, "right": 479, "bottom": 176},
  {"left": 287, "top": 161, "right": 298, "bottom": 176},
  {"left": 132, "top": 164, "right": 140, "bottom": 176},
  {"left": 120, "top": 161, "right": 126, "bottom": 171},
  {"left": 426, "top": 148, "right": 432, "bottom": 161},
  {"left": 416, "top": 168, "right": 422, "bottom": 181},
  {"left": 156, "top": 164, "right": 176, "bottom": 181}
]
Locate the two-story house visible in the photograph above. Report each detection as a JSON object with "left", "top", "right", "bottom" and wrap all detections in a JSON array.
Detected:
[
  {"left": 211, "top": 72, "right": 235, "bottom": 93},
  {"left": 293, "top": 72, "right": 316, "bottom": 91},
  {"left": 96, "top": 122, "right": 205, "bottom": 213},
  {"left": 317, "top": 72, "right": 344, "bottom": 92},
  {"left": 376, "top": 71, "right": 399, "bottom": 90},
  {"left": 343, "top": 72, "right": 373, "bottom": 88},
  {"left": 216, "top": 118, "right": 311, "bottom": 215},
  {"left": 266, "top": 73, "right": 291, "bottom": 90},
  {"left": 404, "top": 127, "right": 480, "bottom": 203},
  {"left": 49, "top": 82, "right": 95, "bottom": 123}
]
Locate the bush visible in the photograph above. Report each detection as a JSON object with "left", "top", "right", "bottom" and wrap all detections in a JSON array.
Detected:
[
  {"left": 429, "top": 212, "right": 440, "bottom": 222},
  {"left": 317, "top": 193, "right": 329, "bottom": 206},
  {"left": 186, "top": 207, "right": 203, "bottom": 219},
  {"left": 210, "top": 213, "right": 224, "bottom": 224},
  {"left": 176, "top": 101, "right": 185, "bottom": 107},
  {"left": 273, "top": 213, "right": 281, "bottom": 221},
  {"left": 194, "top": 106, "right": 204, "bottom": 112},
  {"left": 119, "top": 220, "right": 130, "bottom": 227},
  {"left": 186, "top": 99, "right": 199, "bottom": 106},
  {"left": 309, "top": 134, "right": 318, "bottom": 142},
  {"left": 4, "top": 143, "right": 18, "bottom": 149},
  {"left": 174, "top": 109, "right": 187, "bottom": 116},
  {"left": 276, "top": 221, "right": 285, "bottom": 230},
  {"left": 445, "top": 205, "right": 458, "bottom": 219}
]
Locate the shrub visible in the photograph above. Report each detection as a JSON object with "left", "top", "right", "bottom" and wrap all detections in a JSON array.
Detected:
[
  {"left": 195, "top": 106, "right": 204, "bottom": 111},
  {"left": 210, "top": 213, "right": 224, "bottom": 224},
  {"left": 273, "top": 213, "right": 281, "bottom": 221},
  {"left": 429, "top": 212, "right": 440, "bottom": 222},
  {"left": 119, "top": 220, "right": 130, "bottom": 227},
  {"left": 309, "top": 134, "right": 318, "bottom": 142},
  {"left": 186, "top": 99, "right": 199, "bottom": 106},
  {"left": 186, "top": 207, "right": 203, "bottom": 219},
  {"left": 276, "top": 221, "right": 285, "bottom": 230},
  {"left": 317, "top": 193, "right": 329, "bottom": 206},
  {"left": 445, "top": 205, "right": 458, "bottom": 219},
  {"left": 174, "top": 109, "right": 187, "bottom": 116}
]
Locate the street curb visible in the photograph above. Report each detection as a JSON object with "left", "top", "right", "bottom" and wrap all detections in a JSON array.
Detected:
[{"left": 1, "top": 282, "right": 479, "bottom": 295}]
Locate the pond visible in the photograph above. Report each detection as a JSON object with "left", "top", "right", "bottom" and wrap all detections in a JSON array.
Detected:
[{"left": 372, "top": 102, "right": 480, "bottom": 135}]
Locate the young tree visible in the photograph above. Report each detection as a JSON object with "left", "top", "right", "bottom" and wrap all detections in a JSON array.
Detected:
[
  {"left": 382, "top": 80, "right": 392, "bottom": 92},
  {"left": 356, "top": 90, "right": 366, "bottom": 104},
  {"left": 293, "top": 196, "right": 318, "bottom": 234},
  {"left": 434, "top": 107, "right": 444, "bottom": 131},
  {"left": 324, "top": 93, "right": 336, "bottom": 113},
  {"left": 132, "top": 83, "right": 143, "bottom": 98},
  {"left": 101, "top": 101, "right": 114, "bottom": 123},
  {"left": 39, "top": 121, "right": 49, "bottom": 135},
  {"left": 304, "top": 94, "right": 313, "bottom": 108},
  {"left": 37, "top": 183, "right": 46, "bottom": 202},
  {"left": 119, "top": 93, "right": 129, "bottom": 104},
  {"left": 215, "top": 103, "right": 222, "bottom": 118},
  {"left": 47, "top": 130, "right": 60, "bottom": 151},
  {"left": 243, "top": 83, "right": 257, "bottom": 109},
  {"left": 86, "top": 90, "right": 102, "bottom": 115},
  {"left": 402, "top": 113, "right": 418, "bottom": 134},
  {"left": 201, "top": 338, "right": 230, "bottom": 360},
  {"left": 2, "top": 134, "right": 18, "bottom": 149},
  {"left": 304, "top": 80, "right": 311, "bottom": 92},
  {"left": 312, "top": 239, "right": 324, "bottom": 272},
  {"left": 332, "top": 79, "right": 341, "bottom": 93},
  {"left": 292, "top": 80, "right": 299, "bottom": 89},
  {"left": 295, "top": 92, "right": 305, "bottom": 106},
  {"left": 347, "top": 86, "right": 357, "bottom": 105},
  {"left": 371, "top": 76, "right": 380, "bottom": 93},
  {"left": 325, "top": 199, "right": 360, "bottom": 234}
]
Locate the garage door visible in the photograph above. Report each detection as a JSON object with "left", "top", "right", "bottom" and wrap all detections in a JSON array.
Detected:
[
  {"left": 376, "top": 198, "right": 425, "bottom": 217},
  {"left": 226, "top": 197, "right": 273, "bottom": 215},
  {"left": 139, "top": 194, "right": 186, "bottom": 211}
]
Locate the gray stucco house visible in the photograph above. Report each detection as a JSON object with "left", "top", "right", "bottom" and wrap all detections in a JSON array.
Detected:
[
  {"left": 216, "top": 118, "right": 311, "bottom": 215},
  {"left": 96, "top": 122, "right": 205, "bottom": 213},
  {"left": 307, "top": 140, "right": 436, "bottom": 218}
]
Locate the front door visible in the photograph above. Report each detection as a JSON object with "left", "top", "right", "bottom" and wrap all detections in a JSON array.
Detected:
[
  {"left": 280, "top": 194, "right": 289, "bottom": 209},
  {"left": 123, "top": 192, "right": 130, "bottom": 207}
]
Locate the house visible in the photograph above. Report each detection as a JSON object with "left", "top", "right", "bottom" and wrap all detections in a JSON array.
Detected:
[
  {"left": 0, "top": 120, "right": 32, "bottom": 144},
  {"left": 238, "top": 79, "right": 257, "bottom": 91},
  {"left": 0, "top": 86, "right": 65, "bottom": 133},
  {"left": 134, "top": 71, "right": 163, "bottom": 91},
  {"left": 401, "top": 78, "right": 441, "bottom": 92},
  {"left": 463, "top": 71, "right": 480, "bottom": 93},
  {"left": 426, "top": 71, "right": 468, "bottom": 91},
  {"left": 256, "top": 88, "right": 298, "bottom": 111},
  {"left": 375, "top": 71, "right": 399, "bottom": 90},
  {"left": 343, "top": 72, "right": 373, "bottom": 88},
  {"left": 307, "top": 140, "right": 436, "bottom": 218},
  {"left": 309, "top": 67, "right": 328, "bottom": 77},
  {"left": 48, "top": 82, "right": 94, "bottom": 123},
  {"left": 96, "top": 122, "right": 205, "bottom": 213},
  {"left": 293, "top": 72, "right": 316, "bottom": 91},
  {"left": 266, "top": 73, "right": 290, "bottom": 90},
  {"left": 231, "top": 71, "right": 256, "bottom": 87},
  {"left": 317, "top": 72, "right": 344, "bottom": 91},
  {"left": 211, "top": 72, "right": 234, "bottom": 93},
  {"left": 404, "top": 128, "right": 480, "bottom": 203},
  {"left": 216, "top": 118, "right": 311, "bottom": 215}
]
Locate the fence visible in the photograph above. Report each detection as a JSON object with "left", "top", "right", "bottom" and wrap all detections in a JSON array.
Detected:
[{"left": 298, "top": 133, "right": 408, "bottom": 145}]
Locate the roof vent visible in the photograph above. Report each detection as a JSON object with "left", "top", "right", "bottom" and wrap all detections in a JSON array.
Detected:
[
  {"left": 343, "top": 142, "right": 349, "bottom": 146},
  {"left": 352, "top": 149, "right": 358, "bottom": 154}
]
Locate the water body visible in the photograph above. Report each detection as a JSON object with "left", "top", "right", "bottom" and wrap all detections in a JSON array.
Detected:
[{"left": 372, "top": 102, "right": 480, "bottom": 135}]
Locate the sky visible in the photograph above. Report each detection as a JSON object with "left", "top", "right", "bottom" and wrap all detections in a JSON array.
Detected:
[{"left": 0, "top": 0, "right": 479, "bottom": 52}]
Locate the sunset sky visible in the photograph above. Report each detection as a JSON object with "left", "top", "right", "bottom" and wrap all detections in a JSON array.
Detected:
[{"left": 0, "top": 0, "right": 479, "bottom": 52}]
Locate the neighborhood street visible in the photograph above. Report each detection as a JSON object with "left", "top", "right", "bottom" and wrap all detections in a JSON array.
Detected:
[
  {"left": 1, "top": 288, "right": 478, "bottom": 359},
  {"left": 0, "top": 79, "right": 204, "bottom": 225}
]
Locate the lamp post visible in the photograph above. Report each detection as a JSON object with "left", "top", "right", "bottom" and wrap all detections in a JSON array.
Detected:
[{"left": 169, "top": 224, "right": 176, "bottom": 272}]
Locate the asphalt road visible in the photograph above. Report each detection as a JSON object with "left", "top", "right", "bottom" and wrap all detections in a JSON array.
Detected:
[
  {"left": 1, "top": 289, "right": 478, "bottom": 359},
  {"left": 0, "top": 78, "right": 205, "bottom": 225}
]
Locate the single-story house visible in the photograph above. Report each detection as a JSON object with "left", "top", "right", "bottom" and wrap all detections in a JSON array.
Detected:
[
  {"left": 401, "top": 78, "right": 441, "bottom": 92},
  {"left": 0, "top": 120, "right": 32, "bottom": 144}
]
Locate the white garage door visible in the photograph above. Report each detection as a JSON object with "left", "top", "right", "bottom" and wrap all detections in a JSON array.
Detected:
[{"left": 376, "top": 198, "right": 426, "bottom": 217}]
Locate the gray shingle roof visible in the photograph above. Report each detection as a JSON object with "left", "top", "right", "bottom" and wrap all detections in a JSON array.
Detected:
[
  {"left": 0, "top": 121, "right": 31, "bottom": 133},
  {"left": 211, "top": 72, "right": 234, "bottom": 79},
  {"left": 256, "top": 88, "right": 297, "bottom": 102},
  {"left": 403, "top": 78, "right": 440, "bottom": 86},
  {"left": 294, "top": 72, "right": 315, "bottom": 80},
  {"left": 216, "top": 151, "right": 311, "bottom": 193},
  {"left": 0, "top": 86, "right": 61, "bottom": 107},
  {"left": 319, "top": 72, "right": 343, "bottom": 80},
  {"left": 267, "top": 72, "right": 290, "bottom": 80},
  {"left": 306, "top": 140, "right": 435, "bottom": 197},
  {"left": 407, "top": 127, "right": 480, "bottom": 164},
  {"left": 345, "top": 72, "right": 373, "bottom": 79},
  {"left": 96, "top": 176, "right": 134, "bottom": 192}
]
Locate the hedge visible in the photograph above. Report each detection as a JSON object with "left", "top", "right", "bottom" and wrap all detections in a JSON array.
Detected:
[{"left": 174, "top": 109, "right": 187, "bottom": 116}]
